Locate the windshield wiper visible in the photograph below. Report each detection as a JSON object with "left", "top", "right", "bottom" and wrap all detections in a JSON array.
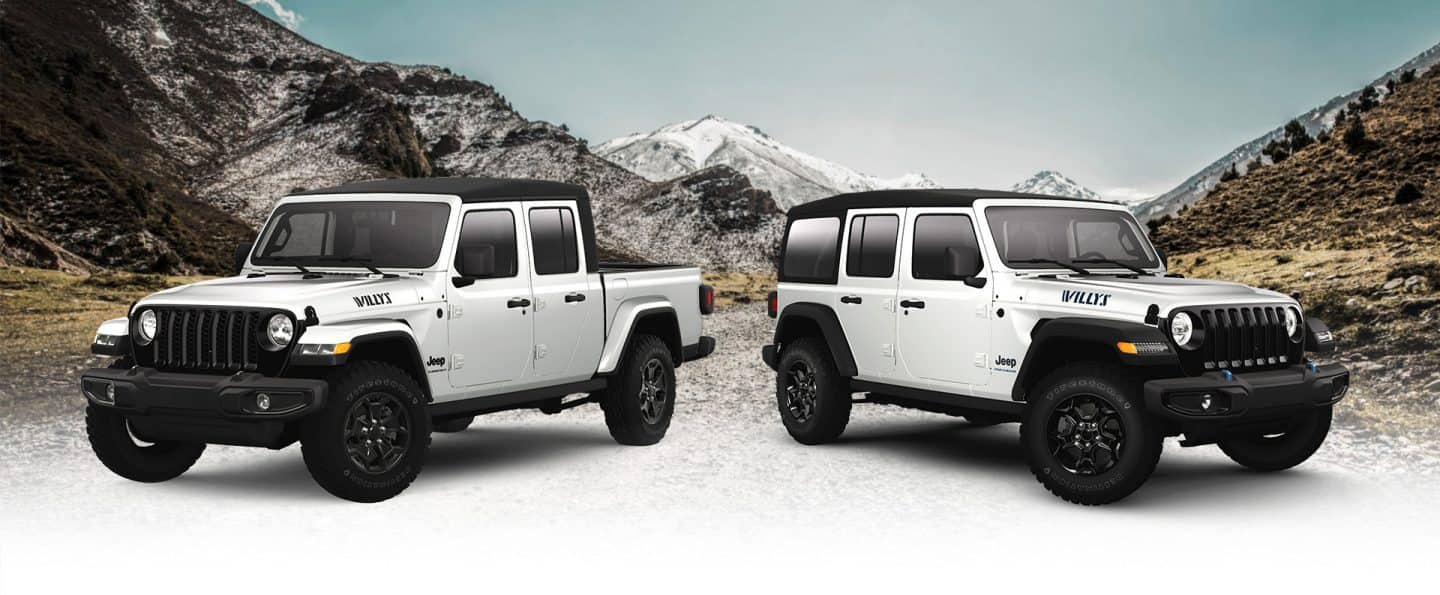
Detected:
[
  {"left": 312, "top": 256, "right": 398, "bottom": 278},
  {"left": 1072, "top": 258, "right": 1151, "bottom": 276},
  {"left": 255, "top": 257, "right": 323, "bottom": 278},
  {"left": 1011, "top": 258, "right": 1093, "bottom": 276}
]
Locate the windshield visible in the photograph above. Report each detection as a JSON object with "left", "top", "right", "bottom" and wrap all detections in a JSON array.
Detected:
[
  {"left": 985, "top": 206, "right": 1159, "bottom": 270},
  {"left": 251, "top": 201, "right": 452, "bottom": 269}
]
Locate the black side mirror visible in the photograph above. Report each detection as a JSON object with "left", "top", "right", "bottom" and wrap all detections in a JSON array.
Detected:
[
  {"left": 945, "top": 246, "right": 985, "bottom": 285},
  {"left": 457, "top": 246, "right": 498, "bottom": 280},
  {"left": 233, "top": 245, "right": 251, "bottom": 275}
]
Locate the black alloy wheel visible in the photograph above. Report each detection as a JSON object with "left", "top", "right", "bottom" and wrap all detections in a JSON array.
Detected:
[
  {"left": 344, "top": 392, "right": 412, "bottom": 474},
  {"left": 1047, "top": 394, "right": 1126, "bottom": 476}
]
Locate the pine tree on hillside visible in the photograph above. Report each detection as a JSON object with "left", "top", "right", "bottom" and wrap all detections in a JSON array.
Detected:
[
  {"left": 1283, "top": 119, "right": 1314, "bottom": 152},
  {"left": 1355, "top": 85, "right": 1380, "bottom": 112},
  {"left": 1219, "top": 162, "right": 1239, "bottom": 182},
  {"left": 1342, "top": 116, "right": 1367, "bottom": 153},
  {"left": 1400, "top": 69, "right": 1417, "bottom": 84}
]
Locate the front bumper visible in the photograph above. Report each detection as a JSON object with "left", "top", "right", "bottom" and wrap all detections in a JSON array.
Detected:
[
  {"left": 80, "top": 366, "right": 328, "bottom": 448},
  {"left": 1143, "top": 363, "right": 1349, "bottom": 423}
]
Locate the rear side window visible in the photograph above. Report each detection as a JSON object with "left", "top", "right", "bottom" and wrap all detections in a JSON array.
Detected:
[
  {"left": 781, "top": 217, "right": 841, "bottom": 283},
  {"left": 529, "top": 207, "right": 579, "bottom": 275},
  {"left": 455, "top": 210, "right": 517, "bottom": 278},
  {"left": 845, "top": 214, "right": 900, "bottom": 278},
  {"left": 911, "top": 214, "right": 981, "bottom": 280}
]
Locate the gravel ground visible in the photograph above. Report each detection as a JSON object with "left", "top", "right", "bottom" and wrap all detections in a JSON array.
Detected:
[{"left": 3, "top": 306, "right": 1439, "bottom": 592}]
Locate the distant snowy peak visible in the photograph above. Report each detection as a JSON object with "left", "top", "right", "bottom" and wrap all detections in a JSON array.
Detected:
[
  {"left": 1011, "top": 170, "right": 1103, "bottom": 201},
  {"left": 594, "top": 115, "right": 937, "bottom": 209}
]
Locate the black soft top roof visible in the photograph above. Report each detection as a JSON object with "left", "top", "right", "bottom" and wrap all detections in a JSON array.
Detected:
[
  {"left": 785, "top": 188, "right": 1105, "bottom": 219},
  {"left": 291, "top": 177, "right": 600, "bottom": 273},
  {"left": 292, "top": 177, "right": 588, "bottom": 202}
]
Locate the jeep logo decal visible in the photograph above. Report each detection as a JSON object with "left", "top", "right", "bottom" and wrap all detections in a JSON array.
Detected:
[
  {"left": 994, "top": 355, "right": 1017, "bottom": 368},
  {"left": 1061, "top": 290, "right": 1111, "bottom": 307},
  {"left": 426, "top": 356, "right": 446, "bottom": 369},
  {"left": 353, "top": 292, "right": 393, "bottom": 308}
]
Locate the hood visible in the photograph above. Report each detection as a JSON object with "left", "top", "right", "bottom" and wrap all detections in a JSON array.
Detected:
[
  {"left": 136, "top": 273, "right": 436, "bottom": 322},
  {"left": 1012, "top": 274, "right": 1294, "bottom": 320}
]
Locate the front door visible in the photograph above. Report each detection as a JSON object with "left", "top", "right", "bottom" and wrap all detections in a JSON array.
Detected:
[
  {"left": 448, "top": 204, "right": 535, "bottom": 389},
  {"left": 895, "top": 208, "right": 993, "bottom": 390},
  {"left": 524, "top": 202, "right": 602, "bottom": 382},
  {"left": 835, "top": 208, "right": 903, "bottom": 379}
]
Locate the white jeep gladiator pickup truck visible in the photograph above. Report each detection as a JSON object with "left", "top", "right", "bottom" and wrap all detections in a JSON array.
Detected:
[
  {"left": 761, "top": 189, "right": 1348, "bottom": 505},
  {"left": 82, "top": 178, "right": 715, "bottom": 502}
]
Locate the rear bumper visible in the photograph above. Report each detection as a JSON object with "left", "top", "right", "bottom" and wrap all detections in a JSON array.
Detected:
[
  {"left": 80, "top": 366, "right": 328, "bottom": 448},
  {"left": 1142, "top": 363, "right": 1349, "bottom": 423},
  {"left": 761, "top": 343, "right": 779, "bottom": 371},
  {"left": 683, "top": 336, "right": 716, "bottom": 362}
]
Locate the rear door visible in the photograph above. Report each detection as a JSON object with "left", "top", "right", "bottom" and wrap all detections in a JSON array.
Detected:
[
  {"left": 448, "top": 203, "right": 534, "bottom": 389},
  {"left": 524, "top": 201, "right": 603, "bottom": 382},
  {"left": 895, "top": 208, "right": 993, "bottom": 390},
  {"left": 835, "top": 208, "right": 903, "bottom": 379}
]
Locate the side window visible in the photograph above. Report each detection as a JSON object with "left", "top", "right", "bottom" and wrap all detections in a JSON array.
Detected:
[
  {"left": 845, "top": 214, "right": 899, "bottom": 278},
  {"left": 455, "top": 210, "right": 518, "bottom": 278},
  {"left": 780, "top": 217, "right": 841, "bottom": 283},
  {"left": 529, "top": 207, "right": 579, "bottom": 275},
  {"left": 911, "top": 214, "right": 982, "bottom": 280}
]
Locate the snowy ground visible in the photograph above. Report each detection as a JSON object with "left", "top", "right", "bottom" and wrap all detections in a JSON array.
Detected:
[{"left": 3, "top": 307, "right": 1439, "bottom": 592}]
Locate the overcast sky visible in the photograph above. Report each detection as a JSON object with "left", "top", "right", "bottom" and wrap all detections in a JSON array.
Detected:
[{"left": 247, "top": 0, "right": 1439, "bottom": 200}]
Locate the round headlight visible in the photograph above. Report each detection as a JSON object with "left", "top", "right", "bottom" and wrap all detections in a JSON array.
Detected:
[
  {"left": 262, "top": 314, "right": 294, "bottom": 351},
  {"left": 1285, "top": 308, "right": 1302, "bottom": 341},
  {"left": 136, "top": 310, "right": 157, "bottom": 346},
  {"left": 1170, "top": 312, "right": 1194, "bottom": 347}
]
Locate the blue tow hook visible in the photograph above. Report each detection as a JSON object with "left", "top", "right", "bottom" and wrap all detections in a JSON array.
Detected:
[
  {"left": 1222, "top": 369, "right": 1234, "bottom": 382},
  {"left": 1307, "top": 362, "right": 1319, "bottom": 373}
]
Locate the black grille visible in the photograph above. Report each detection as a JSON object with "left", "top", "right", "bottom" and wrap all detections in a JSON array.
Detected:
[
  {"left": 150, "top": 309, "right": 265, "bottom": 373},
  {"left": 1190, "top": 305, "right": 1296, "bottom": 372}
]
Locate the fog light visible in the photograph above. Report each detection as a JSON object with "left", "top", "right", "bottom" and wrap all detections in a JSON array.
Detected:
[
  {"left": 256, "top": 393, "right": 271, "bottom": 411},
  {"left": 1166, "top": 391, "right": 1232, "bottom": 416}
]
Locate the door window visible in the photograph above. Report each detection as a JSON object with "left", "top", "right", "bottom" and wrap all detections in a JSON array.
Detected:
[
  {"left": 911, "top": 214, "right": 982, "bottom": 280},
  {"left": 845, "top": 214, "right": 900, "bottom": 278},
  {"left": 455, "top": 210, "right": 517, "bottom": 278},
  {"left": 528, "top": 207, "right": 579, "bottom": 275}
]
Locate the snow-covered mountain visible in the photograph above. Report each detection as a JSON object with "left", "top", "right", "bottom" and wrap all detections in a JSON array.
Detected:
[
  {"left": 594, "top": 116, "right": 937, "bottom": 209},
  {"left": 1010, "top": 170, "right": 1103, "bottom": 201},
  {"left": 2, "top": 0, "right": 783, "bottom": 273},
  {"left": 1133, "top": 41, "right": 1440, "bottom": 222}
]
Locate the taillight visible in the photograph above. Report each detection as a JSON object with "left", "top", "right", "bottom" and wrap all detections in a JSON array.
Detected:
[
  {"left": 699, "top": 284, "right": 715, "bottom": 315},
  {"left": 767, "top": 290, "right": 778, "bottom": 318}
]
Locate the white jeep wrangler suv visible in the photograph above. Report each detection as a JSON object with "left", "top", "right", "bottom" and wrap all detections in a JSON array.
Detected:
[
  {"left": 82, "top": 178, "right": 715, "bottom": 502},
  {"left": 761, "top": 189, "right": 1348, "bottom": 505}
]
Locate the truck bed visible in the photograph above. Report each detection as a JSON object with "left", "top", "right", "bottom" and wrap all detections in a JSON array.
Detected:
[{"left": 597, "top": 263, "right": 704, "bottom": 352}]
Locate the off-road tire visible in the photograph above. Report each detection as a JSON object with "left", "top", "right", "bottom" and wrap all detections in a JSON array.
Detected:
[
  {"left": 1021, "top": 363, "right": 1163, "bottom": 505},
  {"left": 776, "top": 337, "right": 851, "bottom": 445},
  {"left": 300, "top": 361, "right": 431, "bottom": 503},
  {"left": 1218, "top": 406, "right": 1332, "bottom": 472},
  {"left": 599, "top": 334, "right": 675, "bottom": 446},
  {"left": 432, "top": 416, "right": 474, "bottom": 434},
  {"left": 86, "top": 404, "right": 206, "bottom": 483}
]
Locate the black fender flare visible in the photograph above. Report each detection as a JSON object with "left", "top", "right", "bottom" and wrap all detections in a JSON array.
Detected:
[
  {"left": 773, "top": 303, "right": 858, "bottom": 377},
  {"left": 1011, "top": 317, "right": 1179, "bottom": 401},
  {"left": 327, "top": 330, "right": 434, "bottom": 402}
]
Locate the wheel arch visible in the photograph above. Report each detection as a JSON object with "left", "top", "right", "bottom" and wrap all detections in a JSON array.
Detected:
[
  {"left": 598, "top": 299, "right": 682, "bottom": 374},
  {"left": 343, "top": 331, "right": 433, "bottom": 402},
  {"left": 1011, "top": 317, "right": 1180, "bottom": 402},
  {"left": 774, "top": 303, "right": 858, "bottom": 377}
]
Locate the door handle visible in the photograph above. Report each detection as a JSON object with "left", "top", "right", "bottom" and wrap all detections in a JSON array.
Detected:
[
  {"left": 507, "top": 298, "right": 531, "bottom": 309},
  {"left": 840, "top": 295, "right": 863, "bottom": 305},
  {"left": 565, "top": 292, "right": 586, "bottom": 303},
  {"left": 900, "top": 299, "right": 926, "bottom": 309}
]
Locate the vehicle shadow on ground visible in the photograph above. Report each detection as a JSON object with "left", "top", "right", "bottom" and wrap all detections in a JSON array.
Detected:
[
  {"left": 165, "top": 425, "right": 616, "bottom": 502},
  {"left": 825, "top": 418, "right": 1359, "bottom": 510}
]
